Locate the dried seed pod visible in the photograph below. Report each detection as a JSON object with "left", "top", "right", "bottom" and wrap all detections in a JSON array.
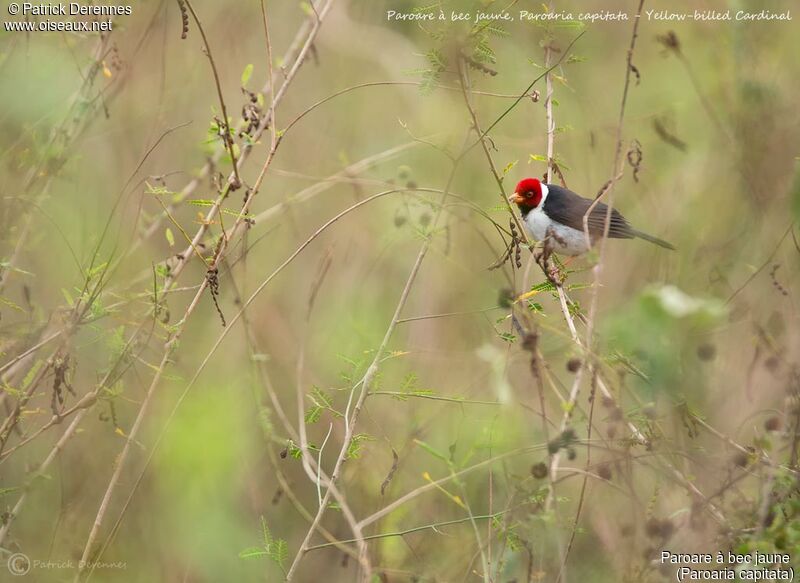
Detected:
[
  {"left": 177, "top": 0, "right": 189, "bottom": 39},
  {"left": 696, "top": 343, "right": 716, "bottom": 361},
  {"left": 596, "top": 463, "right": 612, "bottom": 481},
  {"left": 645, "top": 517, "right": 674, "bottom": 539},
  {"left": 531, "top": 462, "right": 548, "bottom": 479},
  {"left": 498, "top": 288, "right": 514, "bottom": 309}
]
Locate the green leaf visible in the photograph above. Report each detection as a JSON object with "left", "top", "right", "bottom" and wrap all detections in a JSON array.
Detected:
[
  {"left": 86, "top": 262, "right": 109, "bottom": 280},
  {"left": 241, "top": 63, "right": 254, "bottom": 87},
  {"left": 527, "top": 302, "right": 544, "bottom": 313},
  {"left": 414, "top": 438, "right": 449, "bottom": 463},
  {"left": 61, "top": 288, "right": 74, "bottom": 307},
  {"left": 165, "top": 228, "right": 175, "bottom": 247},
  {"left": 22, "top": 360, "right": 44, "bottom": 390},
  {"left": 268, "top": 539, "right": 288, "bottom": 568},
  {"left": 486, "top": 204, "right": 510, "bottom": 212},
  {"left": 529, "top": 154, "right": 547, "bottom": 162},
  {"left": 409, "top": 389, "right": 436, "bottom": 398},
  {"left": 0, "top": 296, "right": 24, "bottom": 313},
  {"left": 261, "top": 515, "right": 272, "bottom": 547},
  {"left": 0, "top": 262, "right": 34, "bottom": 277},
  {"left": 483, "top": 23, "right": 510, "bottom": 37},
  {"left": 239, "top": 547, "right": 269, "bottom": 559},
  {"left": 304, "top": 387, "right": 341, "bottom": 423},
  {"left": 530, "top": 280, "right": 557, "bottom": 293},
  {"left": 144, "top": 181, "right": 176, "bottom": 197},
  {"left": 346, "top": 433, "right": 373, "bottom": 460},
  {"left": 304, "top": 406, "right": 322, "bottom": 424}
]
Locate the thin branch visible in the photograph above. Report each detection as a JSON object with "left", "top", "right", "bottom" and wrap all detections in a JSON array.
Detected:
[{"left": 183, "top": 0, "right": 241, "bottom": 186}]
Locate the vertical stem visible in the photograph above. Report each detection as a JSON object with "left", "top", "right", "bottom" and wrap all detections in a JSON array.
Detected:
[{"left": 544, "top": 41, "right": 555, "bottom": 184}]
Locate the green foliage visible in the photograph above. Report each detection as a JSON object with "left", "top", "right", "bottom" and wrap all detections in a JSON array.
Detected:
[
  {"left": 346, "top": 433, "right": 374, "bottom": 460},
  {"left": 385, "top": 373, "right": 437, "bottom": 400},
  {"left": 406, "top": 1, "right": 510, "bottom": 93},
  {"left": 605, "top": 285, "right": 727, "bottom": 400},
  {"left": 733, "top": 469, "right": 800, "bottom": 568},
  {"left": 239, "top": 516, "right": 288, "bottom": 575},
  {"left": 498, "top": 331, "right": 516, "bottom": 343},
  {"left": 415, "top": 438, "right": 450, "bottom": 463},
  {"left": 240, "top": 63, "right": 254, "bottom": 87},
  {"left": 304, "top": 386, "right": 342, "bottom": 424}
]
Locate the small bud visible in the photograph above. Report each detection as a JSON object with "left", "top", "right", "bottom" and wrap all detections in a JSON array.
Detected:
[
  {"left": 566, "top": 358, "right": 581, "bottom": 373},
  {"left": 645, "top": 517, "right": 674, "bottom": 539},
  {"left": 764, "top": 356, "right": 780, "bottom": 373},
  {"left": 697, "top": 343, "right": 716, "bottom": 361},
  {"left": 732, "top": 451, "right": 750, "bottom": 468},
  {"left": 531, "top": 462, "right": 548, "bottom": 479},
  {"left": 498, "top": 288, "right": 514, "bottom": 309},
  {"left": 521, "top": 333, "right": 538, "bottom": 352},
  {"left": 620, "top": 524, "right": 634, "bottom": 537},
  {"left": 764, "top": 416, "right": 782, "bottom": 432}
]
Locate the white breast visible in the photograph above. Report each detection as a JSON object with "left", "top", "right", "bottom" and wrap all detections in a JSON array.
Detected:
[{"left": 523, "top": 208, "right": 591, "bottom": 256}]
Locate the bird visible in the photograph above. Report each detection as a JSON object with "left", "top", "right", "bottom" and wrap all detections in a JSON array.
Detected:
[{"left": 509, "top": 177, "right": 675, "bottom": 256}]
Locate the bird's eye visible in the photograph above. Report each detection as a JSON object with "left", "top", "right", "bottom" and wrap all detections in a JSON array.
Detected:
[{"left": 525, "top": 191, "right": 533, "bottom": 198}]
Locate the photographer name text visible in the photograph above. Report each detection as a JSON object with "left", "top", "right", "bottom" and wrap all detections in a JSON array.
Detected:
[
  {"left": 4, "top": 2, "right": 132, "bottom": 33},
  {"left": 7, "top": 3, "right": 131, "bottom": 16}
]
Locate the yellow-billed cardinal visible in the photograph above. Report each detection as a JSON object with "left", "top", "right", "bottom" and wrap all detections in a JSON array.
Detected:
[{"left": 509, "top": 177, "right": 674, "bottom": 256}]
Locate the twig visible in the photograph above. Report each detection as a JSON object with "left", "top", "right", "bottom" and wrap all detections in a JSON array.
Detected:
[
  {"left": 307, "top": 511, "right": 510, "bottom": 552},
  {"left": 75, "top": 2, "right": 339, "bottom": 576},
  {"left": 725, "top": 222, "right": 794, "bottom": 304},
  {"left": 183, "top": 0, "right": 241, "bottom": 187},
  {"left": 285, "top": 160, "right": 464, "bottom": 580}
]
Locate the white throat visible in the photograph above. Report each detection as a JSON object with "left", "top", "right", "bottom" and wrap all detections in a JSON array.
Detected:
[{"left": 538, "top": 182, "right": 549, "bottom": 207}]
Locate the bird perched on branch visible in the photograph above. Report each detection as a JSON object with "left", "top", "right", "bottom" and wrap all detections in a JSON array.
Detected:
[{"left": 509, "top": 177, "right": 674, "bottom": 257}]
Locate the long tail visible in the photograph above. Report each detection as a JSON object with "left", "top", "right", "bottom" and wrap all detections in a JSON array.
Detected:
[{"left": 631, "top": 229, "right": 676, "bottom": 250}]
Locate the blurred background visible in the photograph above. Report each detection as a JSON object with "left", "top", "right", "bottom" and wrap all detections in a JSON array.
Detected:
[{"left": 1, "top": 0, "right": 799, "bottom": 580}]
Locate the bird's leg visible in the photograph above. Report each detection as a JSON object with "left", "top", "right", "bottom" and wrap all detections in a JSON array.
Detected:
[
  {"left": 540, "top": 227, "right": 566, "bottom": 286},
  {"left": 545, "top": 259, "right": 563, "bottom": 286}
]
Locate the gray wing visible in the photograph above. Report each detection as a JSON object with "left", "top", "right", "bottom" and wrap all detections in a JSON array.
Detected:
[{"left": 542, "top": 185, "right": 635, "bottom": 240}]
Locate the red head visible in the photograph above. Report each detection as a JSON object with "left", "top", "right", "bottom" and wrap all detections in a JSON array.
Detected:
[{"left": 510, "top": 178, "right": 545, "bottom": 209}]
